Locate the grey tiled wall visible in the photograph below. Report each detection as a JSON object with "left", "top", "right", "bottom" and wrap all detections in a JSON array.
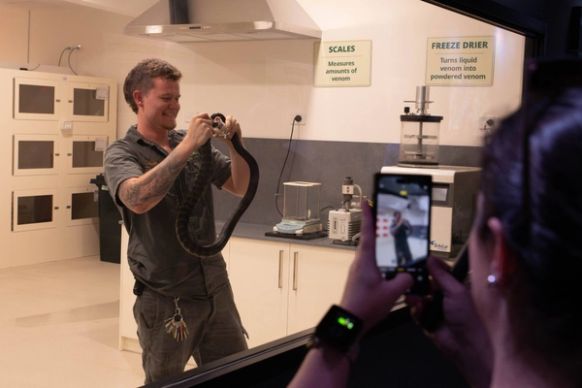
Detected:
[{"left": 213, "top": 138, "right": 482, "bottom": 226}]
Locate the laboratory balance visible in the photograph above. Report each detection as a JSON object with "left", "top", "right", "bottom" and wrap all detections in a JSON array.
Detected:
[{"left": 267, "top": 181, "right": 325, "bottom": 239}]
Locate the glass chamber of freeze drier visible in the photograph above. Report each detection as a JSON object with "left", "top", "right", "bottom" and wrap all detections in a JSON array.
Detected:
[{"left": 399, "top": 85, "right": 442, "bottom": 166}]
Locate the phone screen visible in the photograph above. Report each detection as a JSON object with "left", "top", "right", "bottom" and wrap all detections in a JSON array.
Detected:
[{"left": 374, "top": 173, "right": 432, "bottom": 286}]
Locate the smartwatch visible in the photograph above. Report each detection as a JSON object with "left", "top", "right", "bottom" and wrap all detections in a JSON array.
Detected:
[{"left": 311, "top": 305, "right": 363, "bottom": 353}]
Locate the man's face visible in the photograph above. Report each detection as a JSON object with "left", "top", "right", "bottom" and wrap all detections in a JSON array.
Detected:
[{"left": 137, "top": 77, "right": 180, "bottom": 131}]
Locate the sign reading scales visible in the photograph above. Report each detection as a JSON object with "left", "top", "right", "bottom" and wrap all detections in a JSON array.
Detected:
[{"left": 314, "top": 40, "right": 372, "bottom": 87}]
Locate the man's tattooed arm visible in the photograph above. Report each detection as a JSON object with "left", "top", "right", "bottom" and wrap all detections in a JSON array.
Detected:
[{"left": 118, "top": 150, "right": 188, "bottom": 214}]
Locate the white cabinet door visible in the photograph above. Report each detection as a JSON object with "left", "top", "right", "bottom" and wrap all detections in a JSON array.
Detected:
[
  {"left": 228, "top": 237, "right": 290, "bottom": 349},
  {"left": 286, "top": 245, "right": 354, "bottom": 335}
]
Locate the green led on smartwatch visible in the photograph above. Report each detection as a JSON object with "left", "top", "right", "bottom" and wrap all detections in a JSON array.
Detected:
[{"left": 312, "top": 305, "right": 363, "bottom": 353}]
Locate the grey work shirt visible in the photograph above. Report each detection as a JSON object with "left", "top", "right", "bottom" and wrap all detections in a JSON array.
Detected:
[{"left": 104, "top": 125, "right": 232, "bottom": 298}]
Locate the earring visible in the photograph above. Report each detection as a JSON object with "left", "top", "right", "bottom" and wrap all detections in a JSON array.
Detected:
[{"left": 487, "top": 274, "right": 497, "bottom": 286}]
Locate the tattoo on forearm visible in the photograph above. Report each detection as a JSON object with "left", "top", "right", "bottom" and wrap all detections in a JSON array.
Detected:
[{"left": 122, "top": 155, "right": 186, "bottom": 211}]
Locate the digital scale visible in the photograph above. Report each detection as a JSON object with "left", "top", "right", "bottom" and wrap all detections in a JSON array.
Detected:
[{"left": 268, "top": 181, "right": 325, "bottom": 239}]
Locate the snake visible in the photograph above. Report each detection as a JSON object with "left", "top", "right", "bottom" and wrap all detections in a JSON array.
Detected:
[{"left": 175, "top": 113, "right": 260, "bottom": 257}]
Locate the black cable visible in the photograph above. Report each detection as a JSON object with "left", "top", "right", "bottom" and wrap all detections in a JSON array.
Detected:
[
  {"left": 67, "top": 47, "right": 79, "bottom": 75},
  {"left": 58, "top": 47, "right": 71, "bottom": 67},
  {"left": 275, "top": 115, "right": 302, "bottom": 216}
]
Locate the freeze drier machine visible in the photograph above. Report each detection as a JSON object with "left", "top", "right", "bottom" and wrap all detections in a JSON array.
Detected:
[{"left": 381, "top": 165, "right": 480, "bottom": 259}]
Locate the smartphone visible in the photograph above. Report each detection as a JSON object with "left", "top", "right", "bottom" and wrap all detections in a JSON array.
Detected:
[{"left": 374, "top": 173, "right": 432, "bottom": 294}]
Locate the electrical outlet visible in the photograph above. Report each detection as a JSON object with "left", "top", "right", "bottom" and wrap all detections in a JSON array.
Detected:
[
  {"left": 60, "top": 120, "right": 73, "bottom": 130},
  {"left": 478, "top": 116, "right": 497, "bottom": 133}
]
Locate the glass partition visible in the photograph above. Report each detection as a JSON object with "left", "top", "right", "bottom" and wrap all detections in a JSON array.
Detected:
[
  {"left": 12, "top": 190, "right": 58, "bottom": 231},
  {"left": 73, "top": 88, "right": 105, "bottom": 117},
  {"left": 72, "top": 140, "right": 103, "bottom": 168},
  {"left": 13, "top": 135, "right": 59, "bottom": 176},
  {"left": 19, "top": 84, "right": 54, "bottom": 114},
  {"left": 14, "top": 78, "right": 59, "bottom": 120},
  {"left": 18, "top": 141, "right": 54, "bottom": 169},
  {"left": 72, "top": 192, "right": 97, "bottom": 219},
  {"left": 70, "top": 84, "right": 109, "bottom": 122}
]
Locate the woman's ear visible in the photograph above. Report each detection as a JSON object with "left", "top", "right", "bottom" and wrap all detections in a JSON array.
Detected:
[{"left": 486, "top": 217, "right": 518, "bottom": 286}]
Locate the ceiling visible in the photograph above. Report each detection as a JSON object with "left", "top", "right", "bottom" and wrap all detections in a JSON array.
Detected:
[{"left": 0, "top": 0, "right": 157, "bottom": 16}]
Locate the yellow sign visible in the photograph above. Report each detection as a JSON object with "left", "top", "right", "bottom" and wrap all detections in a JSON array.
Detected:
[
  {"left": 314, "top": 40, "right": 372, "bottom": 87},
  {"left": 426, "top": 36, "right": 494, "bottom": 86}
]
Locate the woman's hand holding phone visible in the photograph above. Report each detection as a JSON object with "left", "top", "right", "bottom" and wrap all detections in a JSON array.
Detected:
[
  {"left": 373, "top": 173, "right": 432, "bottom": 294},
  {"left": 408, "top": 256, "right": 493, "bottom": 388},
  {"left": 339, "top": 201, "right": 414, "bottom": 335}
]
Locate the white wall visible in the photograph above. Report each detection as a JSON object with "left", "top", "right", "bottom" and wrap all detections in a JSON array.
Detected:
[{"left": 0, "top": 0, "right": 524, "bottom": 148}]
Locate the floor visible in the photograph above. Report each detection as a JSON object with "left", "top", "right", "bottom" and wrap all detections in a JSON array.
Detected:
[{"left": 0, "top": 256, "right": 144, "bottom": 388}]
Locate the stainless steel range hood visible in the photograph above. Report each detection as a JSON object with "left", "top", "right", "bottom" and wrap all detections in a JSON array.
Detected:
[{"left": 125, "top": 0, "right": 321, "bottom": 42}]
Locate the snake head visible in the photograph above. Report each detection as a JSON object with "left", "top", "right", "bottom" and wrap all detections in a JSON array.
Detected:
[
  {"left": 211, "top": 113, "right": 226, "bottom": 127},
  {"left": 210, "top": 112, "right": 229, "bottom": 139}
]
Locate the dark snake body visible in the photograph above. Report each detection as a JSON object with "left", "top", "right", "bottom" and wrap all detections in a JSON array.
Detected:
[{"left": 175, "top": 115, "right": 259, "bottom": 257}]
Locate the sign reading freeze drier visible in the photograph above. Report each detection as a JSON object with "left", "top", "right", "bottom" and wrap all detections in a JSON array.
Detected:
[
  {"left": 426, "top": 36, "right": 494, "bottom": 86},
  {"left": 314, "top": 40, "right": 372, "bottom": 87}
]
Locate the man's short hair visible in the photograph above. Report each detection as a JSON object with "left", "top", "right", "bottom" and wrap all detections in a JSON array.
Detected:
[{"left": 123, "top": 58, "right": 182, "bottom": 113}]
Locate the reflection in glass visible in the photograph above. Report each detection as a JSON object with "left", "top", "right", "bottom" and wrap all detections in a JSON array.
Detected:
[
  {"left": 73, "top": 88, "right": 105, "bottom": 116},
  {"left": 17, "top": 195, "right": 53, "bottom": 225},
  {"left": 71, "top": 192, "right": 98, "bottom": 220},
  {"left": 19, "top": 84, "right": 55, "bottom": 114},
  {"left": 18, "top": 140, "right": 54, "bottom": 169},
  {"left": 73, "top": 141, "right": 103, "bottom": 168}
]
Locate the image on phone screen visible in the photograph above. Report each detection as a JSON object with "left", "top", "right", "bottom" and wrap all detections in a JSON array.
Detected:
[{"left": 374, "top": 174, "right": 432, "bottom": 277}]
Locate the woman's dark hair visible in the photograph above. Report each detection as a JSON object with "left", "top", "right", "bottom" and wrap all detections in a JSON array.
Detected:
[
  {"left": 477, "top": 63, "right": 582, "bottom": 372},
  {"left": 123, "top": 58, "right": 182, "bottom": 113}
]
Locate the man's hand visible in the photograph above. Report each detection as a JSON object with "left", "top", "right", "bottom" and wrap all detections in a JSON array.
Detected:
[
  {"left": 220, "top": 115, "right": 249, "bottom": 197},
  {"left": 184, "top": 113, "right": 214, "bottom": 152},
  {"left": 212, "top": 115, "right": 242, "bottom": 143}
]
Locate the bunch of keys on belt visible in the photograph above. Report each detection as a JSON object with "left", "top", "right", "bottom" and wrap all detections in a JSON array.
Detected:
[
  {"left": 211, "top": 112, "right": 229, "bottom": 139},
  {"left": 164, "top": 297, "right": 189, "bottom": 342}
]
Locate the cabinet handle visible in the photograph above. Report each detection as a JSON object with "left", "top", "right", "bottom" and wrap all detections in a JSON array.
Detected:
[
  {"left": 67, "top": 153, "right": 72, "bottom": 156},
  {"left": 54, "top": 153, "right": 60, "bottom": 156},
  {"left": 293, "top": 251, "right": 299, "bottom": 291},
  {"left": 54, "top": 206, "right": 59, "bottom": 210},
  {"left": 278, "top": 250, "right": 284, "bottom": 289}
]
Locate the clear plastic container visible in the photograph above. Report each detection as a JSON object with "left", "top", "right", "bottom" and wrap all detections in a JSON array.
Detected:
[
  {"left": 282, "top": 181, "right": 321, "bottom": 221},
  {"left": 399, "top": 115, "right": 442, "bottom": 165}
]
